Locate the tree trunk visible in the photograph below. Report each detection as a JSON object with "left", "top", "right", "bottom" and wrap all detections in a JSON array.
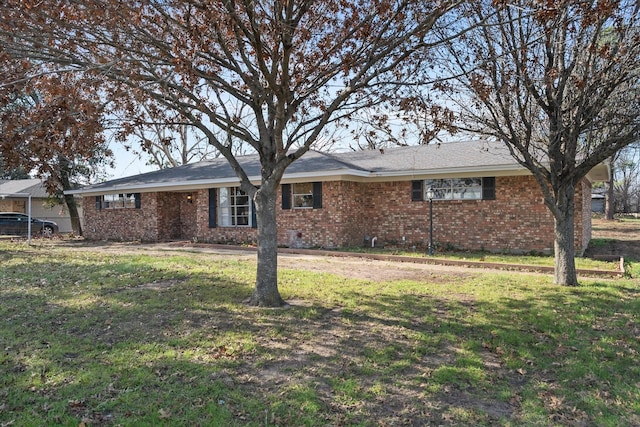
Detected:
[
  {"left": 605, "top": 163, "right": 615, "bottom": 220},
  {"left": 247, "top": 184, "right": 286, "bottom": 307},
  {"left": 64, "top": 193, "right": 83, "bottom": 236},
  {"left": 553, "top": 183, "right": 579, "bottom": 286},
  {"left": 57, "top": 156, "right": 83, "bottom": 235}
]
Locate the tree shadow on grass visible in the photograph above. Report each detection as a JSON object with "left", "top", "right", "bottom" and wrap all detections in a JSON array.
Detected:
[
  {"left": 1, "top": 253, "right": 257, "bottom": 425},
  {"left": 249, "top": 278, "right": 640, "bottom": 426},
  {"left": 1, "top": 251, "right": 639, "bottom": 426}
]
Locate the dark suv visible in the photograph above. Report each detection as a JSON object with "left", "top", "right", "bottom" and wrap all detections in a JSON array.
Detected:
[{"left": 0, "top": 212, "right": 59, "bottom": 237}]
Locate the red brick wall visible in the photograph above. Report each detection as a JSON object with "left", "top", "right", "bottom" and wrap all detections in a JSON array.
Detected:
[
  {"left": 180, "top": 193, "right": 198, "bottom": 239},
  {"left": 277, "top": 181, "right": 366, "bottom": 248},
  {"left": 156, "top": 192, "right": 181, "bottom": 240},
  {"left": 81, "top": 175, "right": 590, "bottom": 253},
  {"left": 82, "top": 192, "right": 200, "bottom": 242},
  {"left": 82, "top": 193, "right": 159, "bottom": 241},
  {"left": 359, "top": 177, "right": 589, "bottom": 253},
  {"left": 346, "top": 176, "right": 552, "bottom": 253}
]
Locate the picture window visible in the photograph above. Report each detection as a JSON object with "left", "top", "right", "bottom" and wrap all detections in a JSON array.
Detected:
[
  {"left": 424, "top": 178, "right": 483, "bottom": 200},
  {"left": 99, "top": 193, "right": 140, "bottom": 209}
]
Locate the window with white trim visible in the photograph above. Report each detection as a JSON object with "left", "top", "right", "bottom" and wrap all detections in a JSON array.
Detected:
[
  {"left": 98, "top": 193, "right": 141, "bottom": 209},
  {"left": 425, "top": 178, "right": 483, "bottom": 200},
  {"left": 281, "top": 182, "right": 323, "bottom": 209},
  {"left": 412, "top": 178, "right": 495, "bottom": 201},
  {"left": 293, "top": 183, "right": 314, "bottom": 208},
  {"left": 218, "top": 187, "right": 252, "bottom": 227}
]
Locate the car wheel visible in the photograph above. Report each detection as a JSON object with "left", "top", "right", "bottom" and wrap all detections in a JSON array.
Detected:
[{"left": 41, "top": 225, "right": 55, "bottom": 238}]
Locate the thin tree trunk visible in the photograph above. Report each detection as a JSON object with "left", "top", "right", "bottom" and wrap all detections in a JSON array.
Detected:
[
  {"left": 248, "top": 185, "right": 286, "bottom": 307},
  {"left": 57, "top": 156, "right": 83, "bottom": 235},
  {"left": 553, "top": 183, "right": 578, "bottom": 286}
]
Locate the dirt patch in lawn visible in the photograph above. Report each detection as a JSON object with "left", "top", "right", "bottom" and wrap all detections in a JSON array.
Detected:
[
  {"left": 59, "top": 239, "right": 482, "bottom": 282},
  {"left": 277, "top": 252, "right": 475, "bottom": 283},
  {"left": 585, "top": 217, "right": 640, "bottom": 260},
  {"left": 203, "top": 297, "right": 520, "bottom": 426}
]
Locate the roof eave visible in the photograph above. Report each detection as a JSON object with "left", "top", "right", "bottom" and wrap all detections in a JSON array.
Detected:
[
  {"left": 64, "top": 168, "right": 364, "bottom": 196},
  {"left": 64, "top": 178, "right": 250, "bottom": 196},
  {"left": 66, "top": 164, "right": 532, "bottom": 196},
  {"left": 585, "top": 161, "right": 610, "bottom": 183},
  {"left": 366, "top": 164, "right": 530, "bottom": 180}
]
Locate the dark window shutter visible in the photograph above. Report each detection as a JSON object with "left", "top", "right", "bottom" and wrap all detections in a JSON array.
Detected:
[
  {"left": 312, "top": 182, "right": 323, "bottom": 209},
  {"left": 251, "top": 199, "right": 257, "bottom": 228},
  {"left": 95, "top": 196, "right": 102, "bottom": 210},
  {"left": 134, "top": 193, "right": 141, "bottom": 209},
  {"left": 482, "top": 177, "right": 496, "bottom": 200},
  {"left": 208, "top": 188, "right": 217, "bottom": 228},
  {"left": 281, "top": 184, "right": 291, "bottom": 209},
  {"left": 411, "top": 180, "right": 424, "bottom": 201}
]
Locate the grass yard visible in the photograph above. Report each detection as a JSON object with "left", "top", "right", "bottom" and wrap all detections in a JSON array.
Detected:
[{"left": 0, "top": 240, "right": 639, "bottom": 426}]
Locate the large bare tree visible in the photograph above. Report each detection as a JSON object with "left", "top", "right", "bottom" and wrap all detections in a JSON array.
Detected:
[
  {"left": 437, "top": 0, "right": 640, "bottom": 285},
  {"left": 1, "top": 0, "right": 461, "bottom": 306}
]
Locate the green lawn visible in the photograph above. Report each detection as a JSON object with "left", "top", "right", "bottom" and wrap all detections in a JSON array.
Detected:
[{"left": 1, "top": 241, "right": 638, "bottom": 426}]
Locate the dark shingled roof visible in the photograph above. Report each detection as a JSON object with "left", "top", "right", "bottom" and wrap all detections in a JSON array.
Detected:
[{"left": 68, "top": 140, "right": 522, "bottom": 195}]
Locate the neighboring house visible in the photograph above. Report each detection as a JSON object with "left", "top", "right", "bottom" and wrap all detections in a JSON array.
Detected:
[
  {"left": 0, "top": 179, "right": 80, "bottom": 233},
  {"left": 67, "top": 140, "right": 609, "bottom": 254}
]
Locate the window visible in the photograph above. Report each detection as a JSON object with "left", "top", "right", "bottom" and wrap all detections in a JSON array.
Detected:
[
  {"left": 97, "top": 193, "right": 141, "bottom": 209},
  {"left": 218, "top": 187, "right": 252, "bottom": 227},
  {"left": 425, "top": 178, "right": 482, "bottom": 200},
  {"left": 281, "top": 182, "right": 322, "bottom": 209},
  {"left": 293, "top": 183, "right": 314, "bottom": 208},
  {"left": 412, "top": 178, "right": 495, "bottom": 201}
]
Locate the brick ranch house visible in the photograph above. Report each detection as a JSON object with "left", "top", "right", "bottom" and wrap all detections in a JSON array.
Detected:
[{"left": 67, "top": 140, "right": 609, "bottom": 254}]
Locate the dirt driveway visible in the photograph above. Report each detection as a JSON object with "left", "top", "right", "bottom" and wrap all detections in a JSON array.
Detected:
[
  {"left": 62, "top": 216, "right": 635, "bottom": 282},
  {"left": 277, "top": 252, "right": 479, "bottom": 282},
  {"left": 66, "top": 240, "right": 478, "bottom": 283},
  {"left": 39, "top": 216, "right": 638, "bottom": 283},
  {"left": 172, "top": 217, "right": 638, "bottom": 279}
]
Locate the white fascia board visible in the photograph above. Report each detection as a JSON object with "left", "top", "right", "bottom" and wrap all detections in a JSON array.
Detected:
[
  {"left": 279, "top": 169, "right": 371, "bottom": 183},
  {"left": 66, "top": 170, "right": 363, "bottom": 196},
  {"left": 364, "top": 164, "right": 530, "bottom": 181},
  {"left": 66, "top": 164, "right": 532, "bottom": 196},
  {"left": 64, "top": 178, "right": 251, "bottom": 196},
  {"left": 281, "top": 165, "right": 529, "bottom": 183}
]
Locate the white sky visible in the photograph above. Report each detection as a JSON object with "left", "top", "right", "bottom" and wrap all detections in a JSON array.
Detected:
[{"left": 106, "top": 144, "right": 156, "bottom": 179}]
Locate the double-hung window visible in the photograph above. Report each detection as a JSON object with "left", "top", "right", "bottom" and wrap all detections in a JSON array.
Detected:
[
  {"left": 218, "top": 187, "right": 252, "bottom": 227},
  {"left": 281, "top": 182, "right": 323, "bottom": 209},
  {"left": 292, "top": 183, "right": 314, "bottom": 208}
]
